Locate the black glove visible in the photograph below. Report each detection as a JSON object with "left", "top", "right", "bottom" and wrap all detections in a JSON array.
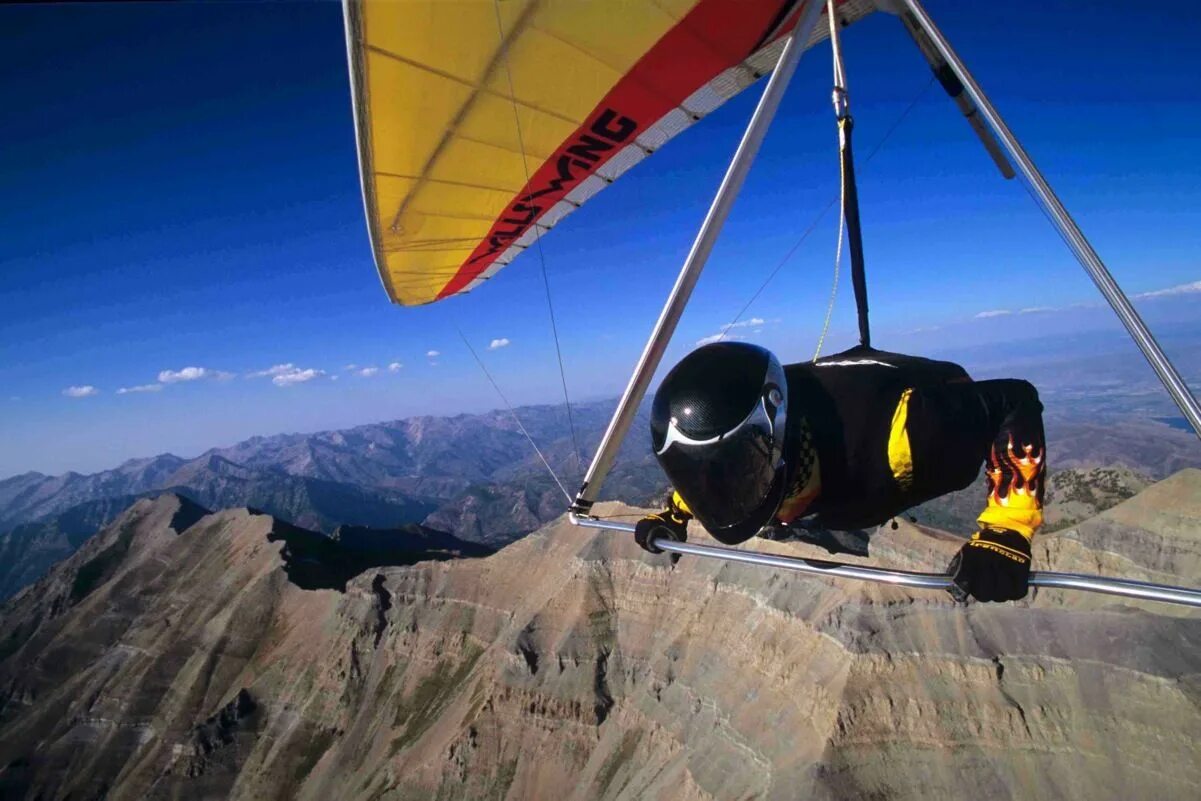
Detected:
[
  {"left": 634, "top": 509, "right": 688, "bottom": 564},
  {"left": 947, "top": 528, "right": 1032, "bottom": 603}
]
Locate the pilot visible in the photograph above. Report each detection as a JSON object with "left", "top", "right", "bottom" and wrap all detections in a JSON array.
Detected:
[{"left": 634, "top": 341, "right": 1046, "bottom": 603}]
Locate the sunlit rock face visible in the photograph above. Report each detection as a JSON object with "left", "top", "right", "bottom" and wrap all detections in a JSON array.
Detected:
[{"left": 2, "top": 473, "right": 1200, "bottom": 800}]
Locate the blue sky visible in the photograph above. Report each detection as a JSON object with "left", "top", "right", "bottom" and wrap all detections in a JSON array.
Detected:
[{"left": 3, "top": 0, "right": 1200, "bottom": 477}]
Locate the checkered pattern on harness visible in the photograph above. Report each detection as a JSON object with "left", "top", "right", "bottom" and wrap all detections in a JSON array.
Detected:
[{"left": 790, "top": 416, "right": 817, "bottom": 491}]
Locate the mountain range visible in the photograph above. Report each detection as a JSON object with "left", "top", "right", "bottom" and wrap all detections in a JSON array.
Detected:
[
  {"left": 0, "top": 400, "right": 663, "bottom": 531},
  {"left": 3, "top": 394, "right": 1199, "bottom": 603},
  {"left": 1, "top": 468, "right": 1199, "bottom": 799},
  {"left": 0, "top": 401, "right": 667, "bottom": 599}
]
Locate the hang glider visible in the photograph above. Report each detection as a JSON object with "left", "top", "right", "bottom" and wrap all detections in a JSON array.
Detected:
[
  {"left": 344, "top": 0, "right": 1201, "bottom": 608},
  {"left": 344, "top": 0, "right": 876, "bottom": 306}
]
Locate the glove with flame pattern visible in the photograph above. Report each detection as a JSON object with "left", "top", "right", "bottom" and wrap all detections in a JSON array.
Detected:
[{"left": 947, "top": 527, "right": 1032, "bottom": 603}]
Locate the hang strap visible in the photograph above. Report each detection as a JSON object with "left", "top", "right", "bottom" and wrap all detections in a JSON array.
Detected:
[{"left": 828, "top": 1, "right": 871, "bottom": 349}]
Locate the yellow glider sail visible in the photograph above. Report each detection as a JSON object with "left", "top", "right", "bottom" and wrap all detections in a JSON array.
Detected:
[{"left": 344, "top": 0, "right": 877, "bottom": 306}]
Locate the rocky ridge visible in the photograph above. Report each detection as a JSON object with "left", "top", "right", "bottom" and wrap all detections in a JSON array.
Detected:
[{"left": 1, "top": 471, "right": 1200, "bottom": 799}]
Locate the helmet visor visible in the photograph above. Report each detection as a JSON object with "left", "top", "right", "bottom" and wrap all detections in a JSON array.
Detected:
[{"left": 656, "top": 396, "right": 783, "bottom": 532}]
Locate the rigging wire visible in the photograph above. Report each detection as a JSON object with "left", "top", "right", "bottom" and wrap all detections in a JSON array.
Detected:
[
  {"left": 456, "top": 326, "right": 574, "bottom": 505},
  {"left": 720, "top": 74, "right": 936, "bottom": 347},
  {"left": 492, "top": 0, "right": 584, "bottom": 484},
  {"left": 812, "top": 178, "right": 845, "bottom": 360}
]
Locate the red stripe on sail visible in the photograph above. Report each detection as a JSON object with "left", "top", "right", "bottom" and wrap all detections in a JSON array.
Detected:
[{"left": 435, "top": 0, "right": 800, "bottom": 300}]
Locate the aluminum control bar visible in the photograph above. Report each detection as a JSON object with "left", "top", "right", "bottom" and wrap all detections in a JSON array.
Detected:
[{"left": 570, "top": 514, "right": 1201, "bottom": 609}]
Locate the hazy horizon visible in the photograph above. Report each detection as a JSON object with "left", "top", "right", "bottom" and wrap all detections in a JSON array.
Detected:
[{"left": 5, "top": 313, "right": 1199, "bottom": 482}]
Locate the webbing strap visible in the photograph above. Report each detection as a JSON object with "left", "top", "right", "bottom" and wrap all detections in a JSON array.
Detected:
[
  {"left": 828, "top": 1, "right": 871, "bottom": 348},
  {"left": 839, "top": 115, "right": 871, "bottom": 348}
]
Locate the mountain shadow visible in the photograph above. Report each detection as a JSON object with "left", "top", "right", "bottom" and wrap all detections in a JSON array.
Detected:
[
  {"left": 266, "top": 518, "right": 495, "bottom": 591},
  {"left": 0, "top": 494, "right": 143, "bottom": 601}
]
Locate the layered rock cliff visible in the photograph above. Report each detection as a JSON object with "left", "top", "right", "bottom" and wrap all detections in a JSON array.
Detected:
[{"left": 2, "top": 472, "right": 1200, "bottom": 800}]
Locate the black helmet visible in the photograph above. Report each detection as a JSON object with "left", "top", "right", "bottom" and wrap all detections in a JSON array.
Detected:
[{"left": 650, "top": 342, "right": 789, "bottom": 545}]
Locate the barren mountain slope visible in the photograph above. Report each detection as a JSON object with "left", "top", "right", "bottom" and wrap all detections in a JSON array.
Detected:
[{"left": 2, "top": 474, "right": 1200, "bottom": 801}]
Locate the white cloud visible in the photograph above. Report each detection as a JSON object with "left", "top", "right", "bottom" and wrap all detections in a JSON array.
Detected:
[
  {"left": 145, "top": 366, "right": 232, "bottom": 384},
  {"left": 388, "top": 362, "right": 403, "bottom": 373},
  {"left": 344, "top": 363, "right": 358, "bottom": 371},
  {"left": 247, "top": 363, "right": 295, "bottom": 379},
  {"left": 63, "top": 385, "right": 99, "bottom": 398},
  {"left": 357, "top": 367, "right": 380, "bottom": 377},
  {"left": 696, "top": 332, "right": 745, "bottom": 347},
  {"left": 158, "top": 366, "right": 211, "bottom": 383},
  {"left": 272, "top": 367, "right": 325, "bottom": 387},
  {"left": 694, "top": 316, "right": 774, "bottom": 347},
  {"left": 488, "top": 338, "right": 511, "bottom": 350},
  {"left": 1135, "top": 280, "right": 1201, "bottom": 299},
  {"left": 969, "top": 280, "right": 1200, "bottom": 321},
  {"left": 426, "top": 350, "right": 440, "bottom": 358},
  {"left": 117, "top": 384, "right": 163, "bottom": 395}
]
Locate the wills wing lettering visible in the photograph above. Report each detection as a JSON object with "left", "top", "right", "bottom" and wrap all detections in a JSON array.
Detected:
[{"left": 470, "top": 108, "right": 638, "bottom": 264}]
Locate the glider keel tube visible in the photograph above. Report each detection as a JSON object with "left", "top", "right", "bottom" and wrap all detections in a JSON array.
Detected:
[
  {"left": 569, "top": 514, "right": 1201, "bottom": 608},
  {"left": 571, "top": 0, "right": 828, "bottom": 515}
]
